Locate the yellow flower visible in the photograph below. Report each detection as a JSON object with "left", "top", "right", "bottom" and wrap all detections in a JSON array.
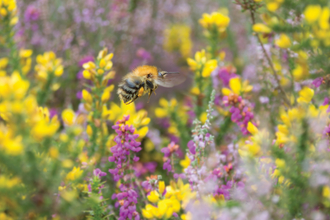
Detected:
[
  {"left": 108, "top": 101, "right": 150, "bottom": 139},
  {"left": 247, "top": 122, "right": 258, "bottom": 135},
  {"left": 159, "top": 181, "right": 165, "bottom": 195},
  {"left": 187, "top": 50, "right": 206, "bottom": 71},
  {"left": 187, "top": 50, "right": 217, "bottom": 78},
  {"left": 86, "top": 125, "right": 93, "bottom": 137},
  {"left": 323, "top": 186, "right": 330, "bottom": 198},
  {"left": 147, "top": 190, "right": 160, "bottom": 203},
  {"left": 2, "top": 136, "right": 23, "bottom": 155},
  {"left": 181, "top": 213, "right": 192, "bottom": 220},
  {"left": 304, "top": 5, "right": 322, "bottom": 23},
  {"left": 62, "top": 109, "right": 75, "bottom": 126},
  {"left": 200, "top": 112, "right": 207, "bottom": 123},
  {"left": 163, "top": 24, "right": 192, "bottom": 58},
  {"left": 142, "top": 204, "right": 156, "bottom": 219},
  {"left": 180, "top": 155, "right": 191, "bottom": 169},
  {"left": 319, "top": 7, "right": 330, "bottom": 30},
  {"left": 202, "top": 59, "right": 217, "bottom": 77},
  {"left": 82, "top": 89, "right": 93, "bottom": 103},
  {"left": 297, "top": 87, "right": 314, "bottom": 104},
  {"left": 0, "top": 175, "right": 20, "bottom": 189},
  {"left": 19, "top": 49, "right": 32, "bottom": 58},
  {"left": 199, "top": 11, "right": 230, "bottom": 32},
  {"left": 35, "top": 51, "right": 63, "bottom": 81},
  {"left": 101, "top": 85, "right": 114, "bottom": 103},
  {"left": 275, "top": 158, "right": 285, "bottom": 169},
  {"left": 275, "top": 34, "right": 291, "bottom": 48},
  {"left": 155, "top": 98, "right": 177, "bottom": 118},
  {"left": 82, "top": 61, "right": 96, "bottom": 70},
  {"left": 252, "top": 23, "right": 272, "bottom": 33},
  {"left": 190, "top": 87, "right": 200, "bottom": 96},
  {"left": 222, "top": 77, "right": 252, "bottom": 96},
  {"left": 66, "top": 167, "right": 83, "bottom": 182}
]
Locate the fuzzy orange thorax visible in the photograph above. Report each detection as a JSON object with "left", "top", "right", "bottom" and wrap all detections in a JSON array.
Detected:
[{"left": 132, "top": 65, "right": 158, "bottom": 78}]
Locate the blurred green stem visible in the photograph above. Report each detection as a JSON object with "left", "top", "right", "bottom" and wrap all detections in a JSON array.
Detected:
[
  {"left": 37, "top": 73, "right": 54, "bottom": 106},
  {"left": 245, "top": 0, "right": 291, "bottom": 107},
  {"left": 1, "top": 14, "right": 22, "bottom": 76}
]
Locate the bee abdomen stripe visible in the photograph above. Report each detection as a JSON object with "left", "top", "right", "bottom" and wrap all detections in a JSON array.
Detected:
[
  {"left": 120, "top": 86, "right": 138, "bottom": 95},
  {"left": 126, "top": 79, "right": 141, "bottom": 89}
]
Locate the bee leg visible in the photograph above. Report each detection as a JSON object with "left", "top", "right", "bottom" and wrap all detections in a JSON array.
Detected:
[
  {"left": 153, "top": 85, "right": 158, "bottom": 95},
  {"left": 147, "top": 90, "right": 152, "bottom": 103},
  {"left": 138, "top": 87, "right": 144, "bottom": 97},
  {"left": 125, "top": 95, "right": 138, "bottom": 105}
]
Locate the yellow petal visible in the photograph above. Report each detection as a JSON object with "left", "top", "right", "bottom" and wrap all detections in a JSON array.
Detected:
[
  {"left": 155, "top": 108, "right": 167, "bottom": 118},
  {"left": 229, "top": 77, "right": 241, "bottom": 95},
  {"left": 297, "top": 87, "right": 314, "bottom": 103},
  {"left": 304, "top": 5, "right": 322, "bottom": 23},
  {"left": 275, "top": 34, "right": 291, "bottom": 48},
  {"left": 247, "top": 122, "right": 258, "bottom": 135},
  {"left": 252, "top": 23, "right": 272, "bottom": 33}
]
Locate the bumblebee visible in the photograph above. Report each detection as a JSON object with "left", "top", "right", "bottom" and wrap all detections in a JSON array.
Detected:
[{"left": 117, "top": 65, "right": 186, "bottom": 104}]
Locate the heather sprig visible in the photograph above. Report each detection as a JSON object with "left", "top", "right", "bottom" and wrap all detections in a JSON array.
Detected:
[{"left": 109, "top": 115, "right": 141, "bottom": 220}]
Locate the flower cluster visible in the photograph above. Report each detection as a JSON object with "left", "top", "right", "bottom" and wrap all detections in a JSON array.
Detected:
[
  {"left": 199, "top": 11, "right": 230, "bottom": 33},
  {"left": 222, "top": 77, "right": 254, "bottom": 135},
  {"left": 163, "top": 24, "right": 192, "bottom": 58},
  {"left": 161, "top": 142, "right": 179, "bottom": 173},
  {"left": 109, "top": 115, "right": 141, "bottom": 220},
  {"left": 187, "top": 50, "right": 217, "bottom": 78}
]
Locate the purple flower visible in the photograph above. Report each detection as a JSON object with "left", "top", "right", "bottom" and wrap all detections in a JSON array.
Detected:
[
  {"left": 136, "top": 48, "right": 152, "bottom": 62},
  {"left": 312, "top": 77, "right": 323, "bottom": 88},
  {"left": 113, "top": 186, "right": 140, "bottom": 220},
  {"left": 187, "top": 140, "right": 196, "bottom": 155},
  {"left": 218, "top": 67, "right": 237, "bottom": 87},
  {"left": 161, "top": 142, "right": 179, "bottom": 173},
  {"left": 49, "top": 108, "right": 58, "bottom": 119},
  {"left": 76, "top": 91, "right": 82, "bottom": 99},
  {"left": 93, "top": 168, "right": 107, "bottom": 178},
  {"left": 108, "top": 115, "right": 141, "bottom": 181},
  {"left": 108, "top": 115, "right": 141, "bottom": 220},
  {"left": 24, "top": 6, "right": 40, "bottom": 22}
]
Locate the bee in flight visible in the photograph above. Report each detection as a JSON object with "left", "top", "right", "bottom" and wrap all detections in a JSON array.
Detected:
[{"left": 117, "top": 65, "right": 186, "bottom": 104}]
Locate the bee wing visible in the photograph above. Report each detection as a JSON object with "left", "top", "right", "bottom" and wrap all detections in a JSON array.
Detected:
[{"left": 155, "top": 72, "right": 187, "bottom": 88}]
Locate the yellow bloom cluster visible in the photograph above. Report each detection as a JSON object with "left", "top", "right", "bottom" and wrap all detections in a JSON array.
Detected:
[
  {"left": 272, "top": 158, "right": 290, "bottom": 185},
  {"left": 276, "top": 87, "right": 329, "bottom": 145},
  {"left": 304, "top": 5, "right": 330, "bottom": 46},
  {"left": 154, "top": 98, "right": 187, "bottom": 136},
  {"left": 80, "top": 48, "right": 117, "bottom": 150},
  {"left": 19, "top": 49, "right": 33, "bottom": 75},
  {"left": 265, "top": 0, "right": 284, "bottom": 12},
  {"left": 108, "top": 101, "right": 150, "bottom": 139},
  {"left": 82, "top": 48, "right": 115, "bottom": 111},
  {"left": 187, "top": 50, "right": 217, "bottom": 77},
  {"left": 163, "top": 24, "right": 192, "bottom": 58},
  {"left": 0, "top": 73, "right": 60, "bottom": 155},
  {"left": 142, "top": 179, "right": 195, "bottom": 219},
  {"left": 35, "top": 51, "right": 63, "bottom": 79},
  {"left": 239, "top": 122, "right": 263, "bottom": 157},
  {"left": 66, "top": 166, "right": 83, "bottom": 182},
  {"left": 199, "top": 11, "right": 230, "bottom": 33},
  {"left": 222, "top": 77, "right": 253, "bottom": 96},
  {"left": 0, "top": 0, "right": 18, "bottom": 25},
  {"left": 0, "top": 175, "right": 20, "bottom": 189}
]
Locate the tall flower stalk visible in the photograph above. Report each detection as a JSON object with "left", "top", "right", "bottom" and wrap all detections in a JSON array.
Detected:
[{"left": 109, "top": 115, "right": 142, "bottom": 220}]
